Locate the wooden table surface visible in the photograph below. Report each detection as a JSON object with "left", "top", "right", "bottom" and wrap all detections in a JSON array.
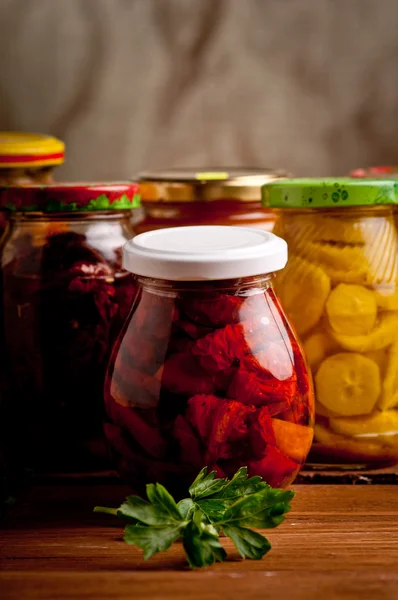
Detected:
[{"left": 1, "top": 483, "right": 398, "bottom": 600}]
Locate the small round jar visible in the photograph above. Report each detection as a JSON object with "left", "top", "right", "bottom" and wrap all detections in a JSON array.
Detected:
[
  {"left": 104, "top": 226, "right": 314, "bottom": 496},
  {"left": 0, "top": 132, "right": 65, "bottom": 237},
  {"left": 264, "top": 178, "right": 398, "bottom": 469},
  {"left": 0, "top": 182, "right": 140, "bottom": 475},
  {"left": 134, "top": 168, "right": 288, "bottom": 234}
]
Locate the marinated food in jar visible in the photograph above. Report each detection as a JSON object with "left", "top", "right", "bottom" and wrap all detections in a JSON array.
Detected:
[
  {"left": 264, "top": 178, "right": 398, "bottom": 468},
  {"left": 104, "top": 226, "right": 314, "bottom": 497},
  {"left": 0, "top": 182, "right": 140, "bottom": 474},
  {"left": 135, "top": 168, "right": 289, "bottom": 234}
]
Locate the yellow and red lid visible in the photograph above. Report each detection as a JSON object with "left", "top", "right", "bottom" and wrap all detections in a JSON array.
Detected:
[{"left": 0, "top": 132, "right": 65, "bottom": 168}]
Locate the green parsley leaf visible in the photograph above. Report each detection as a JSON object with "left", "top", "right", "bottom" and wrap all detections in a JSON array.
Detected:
[
  {"left": 124, "top": 523, "right": 183, "bottom": 560},
  {"left": 183, "top": 521, "right": 227, "bottom": 568},
  {"left": 222, "top": 525, "right": 271, "bottom": 560},
  {"left": 94, "top": 466, "right": 295, "bottom": 568},
  {"left": 188, "top": 467, "right": 228, "bottom": 500}
]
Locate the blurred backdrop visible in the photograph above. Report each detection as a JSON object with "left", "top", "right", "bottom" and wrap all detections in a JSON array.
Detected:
[{"left": 1, "top": 0, "right": 398, "bottom": 180}]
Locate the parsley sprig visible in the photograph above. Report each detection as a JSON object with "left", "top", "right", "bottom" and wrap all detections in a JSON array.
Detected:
[{"left": 94, "top": 466, "right": 294, "bottom": 568}]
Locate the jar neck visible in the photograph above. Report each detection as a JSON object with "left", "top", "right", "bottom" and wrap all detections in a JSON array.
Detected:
[
  {"left": 7, "top": 210, "right": 133, "bottom": 224},
  {"left": 135, "top": 273, "right": 275, "bottom": 296},
  {"left": 138, "top": 200, "right": 274, "bottom": 231}
]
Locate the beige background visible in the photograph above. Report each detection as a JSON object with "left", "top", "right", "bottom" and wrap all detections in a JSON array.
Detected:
[{"left": 1, "top": 0, "right": 398, "bottom": 180}]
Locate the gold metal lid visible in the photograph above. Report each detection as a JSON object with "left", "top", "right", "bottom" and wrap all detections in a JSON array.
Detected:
[{"left": 136, "top": 167, "right": 289, "bottom": 203}]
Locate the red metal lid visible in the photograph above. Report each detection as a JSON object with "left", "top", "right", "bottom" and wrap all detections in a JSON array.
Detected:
[{"left": 0, "top": 182, "right": 141, "bottom": 212}]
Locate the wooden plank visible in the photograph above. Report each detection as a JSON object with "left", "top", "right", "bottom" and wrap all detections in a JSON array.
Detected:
[{"left": 1, "top": 485, "right": 398, "bottom": 599}]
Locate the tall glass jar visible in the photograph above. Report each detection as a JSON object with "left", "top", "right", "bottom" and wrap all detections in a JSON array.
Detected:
[
  {"left": 104, "top": 226, "right": 314, "bottom": 496},
  {"left": 0, "top": 132, "right": 65, "bottom": 239},
  {"left": 0, "top": 182, "right": 140, "bottom": 476},
  {"left": 263, "top": 179, "right": 398, "bottom": 469},
  {"left": 134, "top": 168, "right": 288, "bottom": 234}
]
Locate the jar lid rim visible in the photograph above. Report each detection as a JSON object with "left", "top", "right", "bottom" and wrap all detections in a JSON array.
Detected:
[
  {"left": 137, "top": 167, "right": 289, "bottom": 203},
  {"left": 0, "top": 132, "right": 65, "bottom": 168},
  {"left": 123, "top": 226, "right": 287, "bottom": 281},
  {"left": 262, "top": 178, "right": 398, "bottom": 208},
  {"left": 0, "top": 182, "right": 141, "bottom": 212}
]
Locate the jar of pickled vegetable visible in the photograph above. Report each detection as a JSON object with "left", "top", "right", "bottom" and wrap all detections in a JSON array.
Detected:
[
  {"left": 135, "top": 168, "right": 288, "bottom": 234},
  {"left": 0, "top": 132, "right": 65, "bottom": 238},
  {"left": 0, "top": 182, "right": 140, "bottom": 475},
  {"left": 263, "top": 178, "right": 398, "bottom": 469},
  {"left": 104, "top": 226, "right": 314, "bottom": 496}
]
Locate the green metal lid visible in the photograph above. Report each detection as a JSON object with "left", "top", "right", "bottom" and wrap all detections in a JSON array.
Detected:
[{"left": 262, "top": 178, "right": 398, "bottom": 209}]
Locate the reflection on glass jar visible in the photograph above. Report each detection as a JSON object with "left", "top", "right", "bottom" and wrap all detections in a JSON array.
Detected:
[
  {"left": 0, "top": 183, "right": 140, "bottom": 475},
  {"left": 264, "top": 178, "right": 398, "bottom": 469},
  {"left": 104, "top": 226, "right": 314, "bottom": 497},
  {"left": 134, "top": 168, "right": 289, "bottom": 234}
]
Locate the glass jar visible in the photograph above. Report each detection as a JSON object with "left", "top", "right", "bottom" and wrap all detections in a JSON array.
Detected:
[
  {"left": 134, "top": 168, "right": 288, "bottom": 234},
  {"left": 0, "top": 182, "right": 140, "bottom": 475},
  {"left": 0, "top": 132, "right": 65, "bottom": 239},
  {"left": 264, "top": 178, "right": 398, "bottom": 469},
  {"left": 104, "top": 226, "right": 314, "bottom": 496}
]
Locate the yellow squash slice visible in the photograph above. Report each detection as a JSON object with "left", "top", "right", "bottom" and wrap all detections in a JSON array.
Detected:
[
  {"left": 303, "top": 331, "right": 339, "bottom": 372},
  {"left": 275, "top": 254, "right": 331, "bottom": 336},
  {"left": 315, "top": 352, "right": 380, "bottom": 417},
  {"left": 378, "top": 342, "right": 398, "bottom": 410},
  {"left": 329, "top": 312, "right": 398, "bottom": 352},
  {"left": 314, "top": 423, "right": 398, "bottom": 460},
  {"left": 330, "top": 410, "right": 398, "bottom": 437},
  {"left": 326, "top": 283, "right": 377, "bottom": 336}
]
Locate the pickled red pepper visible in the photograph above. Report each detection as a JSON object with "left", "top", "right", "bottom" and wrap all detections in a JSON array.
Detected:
[{"left": 105, "top": 282, "right": 314, "bottom": 495}]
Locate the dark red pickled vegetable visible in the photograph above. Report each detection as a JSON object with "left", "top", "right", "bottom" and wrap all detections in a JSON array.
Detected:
[
  {"left": 104, "top": 277, "right": 314, "bottom": 496},
  {"left": 2, "top": 224, "right": 136, "bottom": 474}
]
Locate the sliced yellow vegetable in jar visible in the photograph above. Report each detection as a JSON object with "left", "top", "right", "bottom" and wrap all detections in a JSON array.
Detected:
[
  {"left": 378, "top": 342, "right": 398, "bottom": 411},
  {"left": 315, "top": 352, "right": 380, "bottom": 417},
  {"left": 364, "top": 348, "right": 387, "bottom": 376},
  {"left": 329, "top": 410, "right": 398, "bottom": 437},
  {"left": 275, "top": 254, "right": 331, "bottom": 336},
  {"left": 329, "top": 312, "right": 398, "bottom": 352},
  {"left": 374, "top": 286, "right": 398, "bottom": 311},
  {"left": 299, "top": 241, "right": 368, "bottom": 273},
  {"left": 325, "top": 283, "right": 377, "bottom": 336},
  {"left": 313, "top": 423, "right": 398, "bottom": 459},
  {"left": 315, "top": 400, "right": 342, "bottom": 419},
  {"left": 303, "top": 331, "right": 339, "bottom": 372}
]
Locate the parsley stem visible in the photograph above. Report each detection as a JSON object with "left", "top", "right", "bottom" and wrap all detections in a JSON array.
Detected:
[{"left": 94, "top": 506, "right": 118, "bottom": 516}]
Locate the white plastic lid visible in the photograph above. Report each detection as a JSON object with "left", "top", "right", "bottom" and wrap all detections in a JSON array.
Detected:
[{"left": 123, "top": 226, "right": 287, "bottom": 281}]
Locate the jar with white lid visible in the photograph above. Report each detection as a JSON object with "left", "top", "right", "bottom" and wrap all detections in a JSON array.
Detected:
[{"left": 104, "top": 226, "right": 314, "bottom": 496}]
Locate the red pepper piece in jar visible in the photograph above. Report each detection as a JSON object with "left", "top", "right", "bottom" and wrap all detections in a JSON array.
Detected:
[
  {"left": 110, "top": 354, "right": 161, "bottom": 408},
  {"left": 271, "top": 419, "right": 313, "bottom": 464},
  {"left": 156, "top": 353, "right": 216, "bottom": 396},
  {"left": 248, "top": 445, "right": 300, "bottom": 488},
  {"left": 248, "top": 406, "right": 276, "bottom": 458},
  {"left": 173, "top": 415, "right": 203, "bottom": 468},
  {"left": 191, "top": 317, "right": 273, "bottom": 373},
  {"left": 180, "top": 294, "right": 244, "bottom": 327},
  {"left": 186, "top": 394, "right": 256, "bottom": 462},
  {"left": 174, "top": 318, "right": 213, "bottom": 340},
  {"left": 226, "top": 368, "right": 297, "bottom": 411},
  {"left": 105, "top": 402, "right": 166, "bottom": 459},
  {"left": 242, "top": 343, "right": 294, "bottom": 381}
]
